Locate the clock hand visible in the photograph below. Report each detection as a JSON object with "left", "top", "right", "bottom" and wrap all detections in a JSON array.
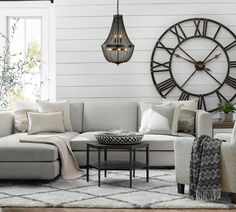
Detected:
[
  {"left": 203, "top": 44, "right": 219, "bottom": 63},
  {"left": 178, "top": 46, "right": 197, "bottom": 63},
  {"left": 205, "top": 68, "right": 212, "bottom": 72},
  {"left": 203, "top": 68, "right": 221, "bottom": 84},
  {"left": 174, "top": 54, "right": 196, "bottom": 65},
  {"left": 181, "top": 70, "right": 197, "bottom": 88},
  {"left": 204, "top": 53, "right": 222, "bottom": 64}
]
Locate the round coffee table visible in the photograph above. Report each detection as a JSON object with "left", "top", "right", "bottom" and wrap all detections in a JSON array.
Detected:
[{"left": 86, "top": 141, "right": 149, "bottom": 188}]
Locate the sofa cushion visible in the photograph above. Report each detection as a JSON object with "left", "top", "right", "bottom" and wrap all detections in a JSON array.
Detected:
[
  {"left": 71, "top": 131, "right": 104, "bottom": 151},
  {"left": 71, "top": 131, "right": 194, "bottom": 151},
  {"left": 70, "top": 102, "right": 83, "bottom": 133},
  {"left": 83, "top": 102, "right": 137, "bottom": 132},
  {"left": 0, "top": 132, "right": 79, "bottom": 162}
]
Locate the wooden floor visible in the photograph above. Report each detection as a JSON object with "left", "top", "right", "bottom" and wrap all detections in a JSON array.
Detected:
[{"left": 1, "top": 208, "right": 236, "bottom": 212}]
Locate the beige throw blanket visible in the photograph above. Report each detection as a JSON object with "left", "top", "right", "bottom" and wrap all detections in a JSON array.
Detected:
[{"left": 20, "top": 136, "right": 84, "bottom": 180}]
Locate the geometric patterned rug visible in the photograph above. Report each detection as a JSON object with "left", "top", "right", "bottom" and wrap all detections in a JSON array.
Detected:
[{"left": 0, "top": 169, "right": 235, "bottom": 209}]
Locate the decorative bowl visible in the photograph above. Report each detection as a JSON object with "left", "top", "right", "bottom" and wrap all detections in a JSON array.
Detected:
[{"left": 95, "top": 130, "right": 144, "bottom": 145}]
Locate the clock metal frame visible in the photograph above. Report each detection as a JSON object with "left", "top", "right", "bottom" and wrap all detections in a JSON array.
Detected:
[{"left": 150, "top": 18, "right": 236, "bottom": 112}]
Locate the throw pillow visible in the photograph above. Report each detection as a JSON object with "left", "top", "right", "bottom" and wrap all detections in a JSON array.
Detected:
[
  {"left": 14, "top": 109, "right": 37, "bottom": 133},
  {"left": 178, "top": 109, "right": 196, "bottom": 134},
  {"left": 139, "top": 104, "right": 175, "bottom": 134},
  {"left": 13, "top": 101, "right": 38, "bottom": 133},
  {"left": 37, "top": 100, "right": 73, "bottom": 132},
  {"left": 139, "top": 101, "right": 181, "bottom": 134},
  {"left": 27, "top": 111, "right": 65, "bottom": 135},
  {"left": 162, "top": 99, "right": 198, "bottom": 111},
  {"left": 162, "top": 99, "right": 198, "bottom": 134}
]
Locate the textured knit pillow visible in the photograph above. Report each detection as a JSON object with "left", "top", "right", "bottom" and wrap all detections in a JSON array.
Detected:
[
  {"left": 13, "top": 101, "right": 38, "bottom": 133},
  {"left": 27, "top": 111, "right": 65, "bottom": 135},
  {"left": 37, "top": 100, "right": 73, "bottom": 132}
]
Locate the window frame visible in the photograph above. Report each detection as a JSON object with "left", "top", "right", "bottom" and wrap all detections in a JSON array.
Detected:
[{"left": 0, "top": 1, "right": 55, "bottom": 101}]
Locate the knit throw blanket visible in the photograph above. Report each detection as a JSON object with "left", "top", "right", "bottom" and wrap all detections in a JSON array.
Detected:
[{"left": 189, "top": 135, "right": 223, "bottom": 201}]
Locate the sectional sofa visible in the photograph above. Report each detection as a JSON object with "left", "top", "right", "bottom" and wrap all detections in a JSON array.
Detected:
[{"left": 0, "top": 101, "right": 212, "bottom": 180}]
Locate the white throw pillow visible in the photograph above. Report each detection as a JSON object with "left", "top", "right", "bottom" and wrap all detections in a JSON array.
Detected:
[
  {"left": 27, "top": 111, "right": 65, "bottom": 135},
  {"left": 37, "top": 100, "right": 73, "bottom": 132},
  {"left": 139, "top": 108, "right": 171, "bottom": 134},
  {"left": 13, "top": 101, "right": 38, "bottom": 133},
  {"left": 139, "top": 101, "right": 181, "bottom": 134}
]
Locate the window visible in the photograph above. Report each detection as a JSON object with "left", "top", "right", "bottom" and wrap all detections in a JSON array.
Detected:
[
  {"left": 8, "top": 17, "right": 42, "bottom": 105},
  {"left": 0, "top": 2, "right": 55, "bottom": 110}
]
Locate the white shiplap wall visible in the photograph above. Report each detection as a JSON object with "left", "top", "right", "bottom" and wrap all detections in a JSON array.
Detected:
[{"left": 55, "top": 0, "right": 236, "bottom": 107}]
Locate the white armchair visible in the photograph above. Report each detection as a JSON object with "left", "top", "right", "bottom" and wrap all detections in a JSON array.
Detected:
[{"left": 174, "top": 122, "right": 236, "bottom": 203}]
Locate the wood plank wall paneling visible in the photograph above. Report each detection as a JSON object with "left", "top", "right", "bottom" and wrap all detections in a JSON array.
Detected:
[{"left": 55, "top": 0, "right": 236, "bottom": 107}]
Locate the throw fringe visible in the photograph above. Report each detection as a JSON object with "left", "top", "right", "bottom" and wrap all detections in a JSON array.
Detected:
[{"left": 196, "top": 188, "right": 221, "bottom": 201}]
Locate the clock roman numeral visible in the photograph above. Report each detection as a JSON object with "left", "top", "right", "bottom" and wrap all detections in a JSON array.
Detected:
[
  {"left": 229, "top": 61, "right": 236, "bottom": 68},
  {"left": 225, "top": 76, "right": 236, "bottom": 89},
  {"left": 198, "top": 96, "right": 207, "bottom": 111},
  {"left": 213, "top": 25, "right": 221, "bottom": 40},
  {"left": 170, "top": 24, "right": 187, "bottom": 44},
  {"left": 194, "top": 19, "right": 208, "bottom": 37},
  {"left": 179, "top": 91, "right": 190, "bottom": 100},
  {"left": 202, "top": 19, "right": 208, "bottom": 37},
  {"left": 224, "top": 40, "right": 236, "bottom": 51},
  {"left": 156, "top": 77, "right": 176, "bottom": 97},
  {"left": 151, "top": 61, "right": 170, "bottom": 73},
  {"left": 216, "top": 91, "right": 228, "bottom": 102},
  {"left": 156, "top": 42, "right": 174, "bottom": 55}
]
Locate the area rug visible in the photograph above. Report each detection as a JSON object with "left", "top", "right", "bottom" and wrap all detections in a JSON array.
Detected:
[{"left": 0, "top": 169, "right": 235, "bottom": 209}]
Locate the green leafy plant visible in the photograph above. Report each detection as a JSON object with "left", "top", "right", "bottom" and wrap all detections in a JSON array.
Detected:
[
  {"left": 0, "top": 18, "right": 39, "bottom": 110},
  {"left": 217, "top": 101, "right": 236, "bottom": 113}
]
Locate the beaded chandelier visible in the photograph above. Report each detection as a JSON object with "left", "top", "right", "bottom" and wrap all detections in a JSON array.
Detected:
[{"left": 101, "top": 0, "right": 134, "bottom": 65}]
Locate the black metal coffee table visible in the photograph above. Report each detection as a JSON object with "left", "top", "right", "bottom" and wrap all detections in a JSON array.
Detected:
[{"left": 86, "top": 141, "right": 149, "bottom": 188}]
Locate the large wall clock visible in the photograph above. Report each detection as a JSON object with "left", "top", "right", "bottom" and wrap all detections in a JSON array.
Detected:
[{"left": 150, "top": 18, "right": 236, "bottom": 112}]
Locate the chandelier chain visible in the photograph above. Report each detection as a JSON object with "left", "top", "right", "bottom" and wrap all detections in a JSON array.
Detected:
[{"left": 117, "top": 0, "right": 119, "bottom": 14}]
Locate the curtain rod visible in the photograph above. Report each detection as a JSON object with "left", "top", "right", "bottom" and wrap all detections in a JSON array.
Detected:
[{"left": 0, "top": 0, "right": 54, "bottom": 3}]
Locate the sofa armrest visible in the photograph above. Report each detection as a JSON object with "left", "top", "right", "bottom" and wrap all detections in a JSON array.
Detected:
[
  {"left": 195, "top": 110, "right": 212, "bottom": 137},
  {"left": 174, "top": 137, "right": 236, "bottom": 193},
  {"left": 174, "top": 137, "right": 193, "bottom": 185},
  {"left": 0, "top": 111, "right": 14, "bottom": 138},
  {"left": 215, "top": 133, "right": 232, "bottom": 143}
]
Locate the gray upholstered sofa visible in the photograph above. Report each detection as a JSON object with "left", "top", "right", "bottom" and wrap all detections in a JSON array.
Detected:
[{"left": 0, "top": 101, "right": 212, "bottom": 180}]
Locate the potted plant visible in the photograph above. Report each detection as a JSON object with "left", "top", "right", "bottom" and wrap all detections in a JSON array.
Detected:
[{"left": 217, "top": 101, "right": 236, "bottom": 121}]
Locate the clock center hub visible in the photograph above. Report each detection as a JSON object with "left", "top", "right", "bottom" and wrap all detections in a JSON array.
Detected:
[{"left": 195, "top": 61, "right": 205, "bottom": 71}]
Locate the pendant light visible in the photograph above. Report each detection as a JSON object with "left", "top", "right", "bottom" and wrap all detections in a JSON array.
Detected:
[{"left": 101, "top": 0, "right": 134, "bottom": 65}]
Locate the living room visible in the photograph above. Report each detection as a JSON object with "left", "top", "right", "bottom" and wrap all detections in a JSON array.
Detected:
[{"left": 0, "top": 0, "right": 236, "bottom": 211}]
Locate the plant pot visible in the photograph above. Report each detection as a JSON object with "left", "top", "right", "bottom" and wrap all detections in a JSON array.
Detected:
[{"left": 221, "top": 113, "right": 233, "bottom": 121}]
